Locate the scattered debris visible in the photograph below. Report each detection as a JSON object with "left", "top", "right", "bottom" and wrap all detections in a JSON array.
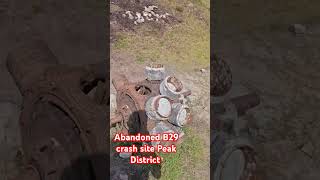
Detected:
[
  {"left": 7, "top": 38, "right": 108, "bottom": 180},
  {"left": 145, "top": 64, "right": 166, "bottom": 81},
  {"left": 160, "top": 76, "right": 184, "bottom": 100},
  {"left": 111, "top": 65, "right": 192, "bottom": 147},
  {"left": 123, "top": 6, "right": 170, "bottom": 25}
]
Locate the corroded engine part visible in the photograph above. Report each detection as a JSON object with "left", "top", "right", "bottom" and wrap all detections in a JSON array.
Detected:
[
  {"left": 7, "top": 38, "right": 108, "bottom": 180},
  {"left": 212, "top": 93, "right": 260, "bottom": 180},
  {"left": 211, "top": 54, "right": 232, "bottom": 97},
  {"left": 168, "top": 103, "right": 191, "bottom": 127},
  {"left": 148, "top": 121, "right": 185, "bottom": 147},
  {"left": 213, "top": 136, "right": 257, "bottom": 180},
  {"left": 160, "top": 76, "right": 184, "bottom": 99},
  {"left": 145, "top": 95, "right": 172, "bottom": 121},
  {"left": 145, "top": 64, "right": 166, "bottom": 81},
  {"left": 112, "top": 75, "right": 161, "bottom": 134}
]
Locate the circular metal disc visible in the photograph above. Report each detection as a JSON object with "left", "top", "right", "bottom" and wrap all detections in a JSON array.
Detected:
[{"left": 157, "top": 98, "right": 171, "bottom": 117}]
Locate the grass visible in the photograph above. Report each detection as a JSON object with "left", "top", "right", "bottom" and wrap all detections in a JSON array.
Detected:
[
  {"left": 111, "top": 0, "right": 210, "bottom": 70},
  {"left": 159, "top": 127, "right": 204, "bottom": 179}
]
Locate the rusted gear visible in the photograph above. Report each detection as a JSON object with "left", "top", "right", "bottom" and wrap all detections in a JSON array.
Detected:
[
  {"left": 211, "top": 54, "right": 232, "bottom": 97},
  {"left": 6, "top": 37, "right": 108, "bottom": 180}
]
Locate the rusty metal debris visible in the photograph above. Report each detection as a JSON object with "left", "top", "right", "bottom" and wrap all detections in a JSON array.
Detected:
[
  {"left": 145, "top": 95, "right": 172, "bottom": 120},
  {"left": 7, "top": 37, "right": 108, "bottom": 180},
  {"left": 213, "top": 137, "right": 257, "bottom": 180},
  {"left": 160, "top": 76, "right": 184, "bottom": 99},
  {"left": 111, "top": 65, "right": 192, "bottom": 146},
  {"left": 212, "top": 93, "right": 260, "bottom": 180},
  {"left": 211, "top": 53, "right": 260, "bottom": 180},
  {"left": 145, "top": 64, "right": 166, "bottom": 81},
  {"left": 211, "top": 54, "right": 232, "bottom": 97},
  {"left": 168, "top": 103, "right": 190, "bottom": 127}
]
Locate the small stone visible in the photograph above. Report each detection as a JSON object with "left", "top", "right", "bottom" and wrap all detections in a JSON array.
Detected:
[
  {"left": 200, "top": 68, "right": 206, "bottom": 73},
  {"left": 134, "top": 21, "right": 138, "bottom": 25},
  {"left": 143, "top": 11, "right": 148, "bottom": 16},
  {"left": 137, "top": 17, "right": 144, "bottom": 23},
  {"left": 122, "top": 14, "right": 126, "bottom": 17},
  {"left": 136, "top": 12, "right": 141, "bottom": 18}
]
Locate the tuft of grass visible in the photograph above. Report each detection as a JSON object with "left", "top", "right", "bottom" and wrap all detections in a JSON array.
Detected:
[
  {"left": 113, "top": 35, "right": 130, "bottom": 49},
  {"left": 136, "top": 55, "right": 145, "bottom": 64}
]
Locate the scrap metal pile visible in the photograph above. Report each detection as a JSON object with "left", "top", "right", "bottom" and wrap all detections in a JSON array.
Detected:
[
  {"left": 212, "top": 55, "right": 260, "bottom": 180},
  {"left": 111, "top": 65, "right": 192, "bottom": 146},
  {"left": 6, "top": 37, "right": 108, "bottom": 180}
]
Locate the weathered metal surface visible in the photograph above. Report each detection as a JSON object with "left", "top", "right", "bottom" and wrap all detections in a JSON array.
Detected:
[
  {"left": 145, "top": 95, "right": 172, "bottom": 121},
  {"left": 145, "top": 64, "right": 166, "bottom": 81},
  {"left": 111, "top": 66, "right": 191, "bottom": 146},
  {"left": 111, "top": 75, "right": 161, "bottom": 134},
  {"left": 212, "top": 93, "right": 260, "bottom": 180},
  {"left": 160, "top": 76, "right": 184, "bottom": 99},
  {"left": 6, "top": 38, "right": 108, "bottom": 180},
  {"left": 211, "top": 55, "right": 232, "bottom": 97},
  {"left": 148, "top": 121, "right": 184, "bottom": 147},
  {"left": 214, "top": 137, "right": 257, "bottom": 180},
  {"left": 168, "top": 103, "right": 191, "bottom": 127}
]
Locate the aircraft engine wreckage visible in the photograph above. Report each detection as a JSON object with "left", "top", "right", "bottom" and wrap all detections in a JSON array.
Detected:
[
  {"left": 111, "top": 65, "right": 192, "bottom": 147},
  {"left": 212, "top": 56, "right": 260, "bottom": 180},
  {"left": 7, "top": 37, "right": 108, "bottom": 180}
]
